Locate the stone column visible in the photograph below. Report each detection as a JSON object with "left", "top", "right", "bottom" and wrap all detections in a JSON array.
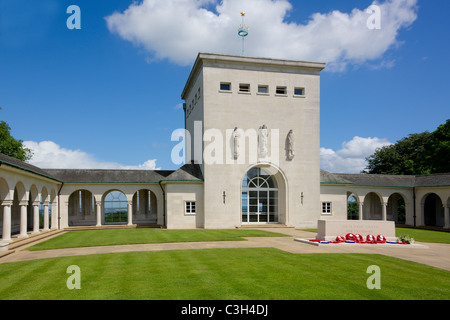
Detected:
[
  {"left": 127, "top": 201, "right": 133, "bottom": 226},
  {"left": 382, "top": 201, "right": 387, "bottom": 221},
  {"left": 43, "top": 202, "right": 50, "bottom": 231},
  {"left": 358, "top": 202, "right": 364, "bottom": 220},
  {"left": 51, "top": 202, "right": 58, "bottom": 229},
  {"left": 419, "top": 202, "right": 425, "bottom": 226},
  {"left": 444, "top": 205, "right": 449, "bottom": 229},
  {"left": 32, "top": 202, "right": 40, "bottom": 234},
  {"left": 18, "top": 201, "right": 29, "bottom": 238},
  {"left": 2, "top": 200, "right": 13, "bottom": 242},
  {"left": 96, "top": 201, "right": 102, "bottom": 227}
]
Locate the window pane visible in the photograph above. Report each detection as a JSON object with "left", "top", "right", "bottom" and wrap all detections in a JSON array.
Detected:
[
  {"left": 294, "top": 88, "right": 304, "bottom": 95},
  {"left": 239, "top": 84, "right": 250, "bottom": 92},
  {"left": 276, "top": 86, "right": 287, "bottom": 94},
  {"left": 220, "top": 83, "right": 231, "bottom": 91},
  {"left": 258, "top": 85, "right": 268, "bottom": 93}
]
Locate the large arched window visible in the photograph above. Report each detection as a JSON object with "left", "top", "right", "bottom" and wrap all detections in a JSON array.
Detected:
[
  {"left": 104, "top": 191, "right": 128, "bottom": 224},
  {"left": 242, "top": 168, "right": 278, "bottom": 224}
]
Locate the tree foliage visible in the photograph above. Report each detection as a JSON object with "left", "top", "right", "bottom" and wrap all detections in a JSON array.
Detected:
[
  {"left": 363, "top": 119, "right": 450, "bottom": 175},
  {"left": 0, "top": 110, "right": 32, "bottom": 161}
]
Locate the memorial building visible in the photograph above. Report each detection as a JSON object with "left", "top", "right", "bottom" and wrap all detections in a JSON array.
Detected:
[{"left": 0, "top": 52, "right": 449, "bottom": 243}]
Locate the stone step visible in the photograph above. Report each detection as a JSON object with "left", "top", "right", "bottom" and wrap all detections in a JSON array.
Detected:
[
  {"left": 236, "top": 224, "right": 295, "bottom": 229},
  {"left": 7, "top": 229, "right": 66, "bottom": 251},
  {"left": 65, "top": 224, "right": 163, "bottom": 231}
]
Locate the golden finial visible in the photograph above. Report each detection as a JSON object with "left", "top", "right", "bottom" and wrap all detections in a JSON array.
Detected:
[{"left": 240, "top": 11, "right": 246, "bottom": 16}]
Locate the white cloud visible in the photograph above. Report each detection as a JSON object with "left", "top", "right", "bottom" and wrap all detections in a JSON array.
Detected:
[
  {"left": 105, "top": 0, "right": 418, "bottom": 70},
  {"left": 23, "top": 141, "right": 160, "bottom": 170},
  {"left": 320, "top": 136, "right": 392, "bottom": 173}
]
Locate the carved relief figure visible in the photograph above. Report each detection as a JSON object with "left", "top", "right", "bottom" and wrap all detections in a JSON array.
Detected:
[
  {"left": 258, "top": 125, "right": 268, "bottom": 158},
  {"left": 233, "top": 127, "right": 240, "bottom": 160},
  {"left": 287, "top": 129, "right": 295, "bottom": 160}
]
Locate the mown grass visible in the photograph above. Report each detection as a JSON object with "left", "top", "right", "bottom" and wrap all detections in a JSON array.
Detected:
[
  {"left": 28, "top": 228, "right": 289, "bottom": 251},
  {"left": 395, "top": 227, "right": 450, "bottom": 244},
  {"left": 0, "top": 248, "right": 448, "bottom": 300}
]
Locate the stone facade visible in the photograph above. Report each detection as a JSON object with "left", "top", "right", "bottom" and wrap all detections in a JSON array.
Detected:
[{"left": 0, "top": 53, "right": 449, "bottom": 241}]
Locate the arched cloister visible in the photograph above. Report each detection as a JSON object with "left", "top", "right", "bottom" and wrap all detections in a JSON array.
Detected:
[
  {"left": 387, "top": 192, "right": 406, "bottom": 224},
  {"left": 347, "top": 192, "right": 359, "bottom": 220},
  {"left": 68, "top": 189, "right": 96, "bottom": 226},
  {"left": 363, "top": 192, "right": 382, "bottom": 220},
  {"left": 12, "top": 182, "right": 28, "bottom": 238},
  {"left": 0, "top": 178, "right": 10, "bottom": 239},
  {"left": 132, "top": 189, "right": 157, "bottom": 224},
  {"left": 423, "top": 193, "right": 444, "bottom": 227}
]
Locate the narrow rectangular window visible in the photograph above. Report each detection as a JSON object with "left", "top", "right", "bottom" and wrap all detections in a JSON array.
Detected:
[
  {"left": 322, "top": 202, "right": 332, "bottom": 214},
  {"left": 258, "top": 85, "right": 268, "bottom": 94},
  {"left": 294, "top": 87, "right": 305, "bottom": 96},
  {"left": 220, "top": 83, "right": 231, "bottom": 91},
  {"left": 239, "top": 83, "right": 250, "bottom": 93},
  {"left": 185, "top": 201, "right": 196, "bottom": 215},
  {"left": 276, "top": 86, "right": 287, "bottom": 95}
]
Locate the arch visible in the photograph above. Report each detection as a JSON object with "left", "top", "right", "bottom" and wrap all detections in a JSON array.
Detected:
[
  {"left": 68, "top": 189, "right": 96, "bottom": 226},
  {"left": 423, "top": 193, "right": 444, "bottom": 227},
  {"left": 14, "top": 181, "right": 27, "bottom": 202},
  {"left": 50, "top": 188, "right": 57, "bottom": 203},
  {"left": 103, "top": 190, "right": 128, "bottom": 224},
  {"left": 241, "top": 166, "right": 282, "bottom": 224},
  {"left": 29, "top": 184, "right": 39, "bottom": 204},
  {"left": 41, "top": 186, "right": 49, "bottom": 204},
  {"left": 387, "top": 192, "right": 406, "bottom": 224},
  {"left": 132, "top": 189, "right": 157, "bottom": 224},
  {"left": 363, "top": 192, "right": 382, "bottom": 220},
  {"left": 347, "top": 192, "right": 359, "bottom": 220},
  {"left": 0, "top": 177, "right": 10, "bottom": 201}
]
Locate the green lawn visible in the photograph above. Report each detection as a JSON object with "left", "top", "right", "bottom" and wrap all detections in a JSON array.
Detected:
[
  {"left": 28, "top": 228, "right": 289, "bottom": 251},
  {"left": 395, "top": 227, "right": 450, "bottom": 244},
  {"left": 0, "top": 248, "right": 448, "bottom": 300}
]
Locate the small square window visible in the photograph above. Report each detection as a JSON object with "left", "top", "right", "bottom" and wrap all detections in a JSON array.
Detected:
[
  {"left": 185, "top": 201, "right": 196, "bottom": 215},
  {"left": 322, "top": 202, "right": 332, "bottom": 214},
  {"left": 220, "top": 83, "right": 231, "bottom": 91},
  {"left": 239, "top": 83, "right": 250, "bottom": 93},
  {"left": 258, "top": 85, "right": 269, "bottom": 94},
  {"left": 294, "top": 87, "right": 305, "bottom": 96},
  {"left": 276, "top": 86, "right": 287, "bottom": 95}
]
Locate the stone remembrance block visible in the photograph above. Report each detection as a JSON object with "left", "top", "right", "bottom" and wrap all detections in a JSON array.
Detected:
[{"left": 316, "top": 220, "right": 396, "bottom": 242}]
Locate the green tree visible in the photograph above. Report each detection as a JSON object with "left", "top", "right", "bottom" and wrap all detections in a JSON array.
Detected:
[
  {"left": 363, "top": 120, "right": 450, "bottom": 175},
  {"left": 0, "top": 109, "right": 32, "bottom": 161},
  {"left": 423, "top": 119, "right": 450, "bottom": 173}
]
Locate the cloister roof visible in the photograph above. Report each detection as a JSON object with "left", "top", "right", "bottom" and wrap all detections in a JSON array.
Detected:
[
  {"left": 321, "top": 170, "right": 450, "bottom": 188},
  {"left": 0, "top": 153, "right": 62, "bottom": 182},
  {"left": 43, "top": 164, "right": 203, "bottom": 183},
  {"left": 332, "top": 173, "right": 416, "bottom": 187},
  {"left": 0, "top": 153, "right": 447, "bottom": 187},
  {"left": 44, "top": 169, "right": 173, "bottom": 183}
]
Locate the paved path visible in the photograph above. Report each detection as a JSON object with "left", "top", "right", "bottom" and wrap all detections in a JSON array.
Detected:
[{"left": 1, "top": 228, "right": 449, "bottom": 271}]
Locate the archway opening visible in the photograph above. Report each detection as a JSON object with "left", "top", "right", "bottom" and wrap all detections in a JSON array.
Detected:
[
  {"left": 68, "top": 190, "right": 96, "bottom": 226},
  {"left": 104, "top": 191, "right": 128, "bottom": 224},
  {"left": 347, "top": 192, "right": 359, "bottom": 220},
  {"left": 387, "top": 193, "right": 406, "bottom": 224},
  {"left": 241, "top": 167, "right": 279, "bottom": 224},
  {"left": 363, "top": 192, "right": 382, "bottom": 220},
  {"left": 132, "top": 189, "right": 157, "bottom": 224},
  {"left": 424, "top": 193, "right": 444, "bottom": 227}
]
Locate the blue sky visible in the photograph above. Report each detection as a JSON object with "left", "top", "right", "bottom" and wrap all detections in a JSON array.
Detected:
[{"left": 0, "top": 0, "right": 448, "bottom": 172}]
